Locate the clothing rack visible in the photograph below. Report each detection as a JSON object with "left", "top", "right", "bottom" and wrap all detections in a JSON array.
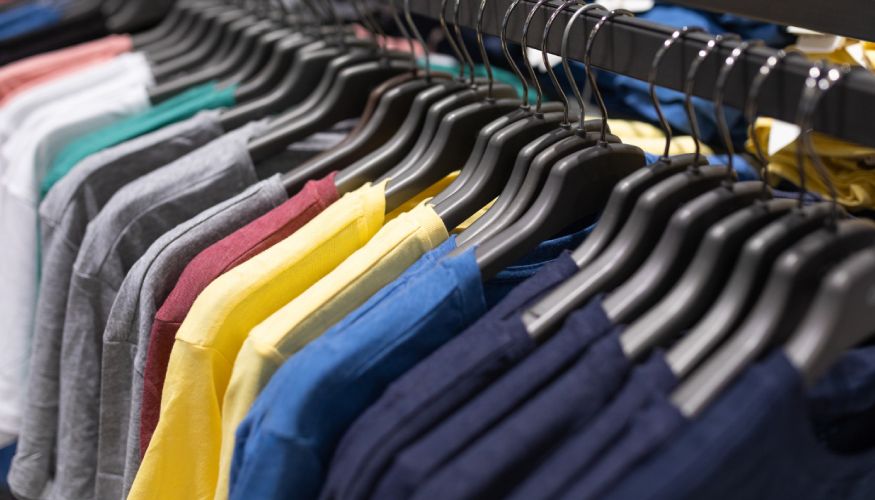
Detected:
[{"left": 407, "top": 0, "right": 875, "bottom": 149}]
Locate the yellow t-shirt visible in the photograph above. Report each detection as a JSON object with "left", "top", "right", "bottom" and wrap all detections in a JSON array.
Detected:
[
  {"left": 215, "top": 203, "right": 448, "bottom": 498},
  {"left": 607, "top": 119, "right": 714, "bottom": 157},
  {"left": 129, "top": 182, "right": 391, "bottom": 500}
]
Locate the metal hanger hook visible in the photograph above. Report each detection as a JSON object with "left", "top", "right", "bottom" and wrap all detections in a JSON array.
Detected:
[
  {"left": 453, "top": 0, "right": 479, "bottom": 87},
  {"left": 744, "top": 49, "right": 803, "bottom": 197},
  {"left": 477, "top": 0, "right": 496, "bottom": 98},
  {"left": 585, "top": 8, "right": 634, "bottom": 143},
  {"left": 649, "top": 27, "right": 705, "bottom": 160},
  {"left": 501, "top": 0, "right": 530, "bottom": 109},
  {"left": 543, "top": 0, "right": 588, "bottom": 123},
  {"left": 439, "top": 0, "right": 467, "bottom": 81},
  {"left": 683, "top": 34, "right": 741, "bottom": 169},
  {"left": 521, "top": 0, "right": 555, "bottom": 111},
  {"left": 403, "top": 0, "right": 431, "bottom": 80},
  {"left": 561, "top": 4, "right": 607, "bottom": 131},
  {"left": 714, "top": 39, "right": 764, "bottom": 181},
  {"left": 388, "top": 0, "right": 417, "bottom": 73}
]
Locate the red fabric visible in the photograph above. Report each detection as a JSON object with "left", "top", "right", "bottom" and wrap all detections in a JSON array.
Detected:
[
  {"left": 139, "top": 172, "right": 340, "bottom": 455},
  {"left": 0, "top": 34, "right": 131, "bottom": 103}
]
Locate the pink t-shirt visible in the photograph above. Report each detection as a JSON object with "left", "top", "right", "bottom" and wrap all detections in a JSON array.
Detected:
[{"left": 0, "top": 34, "right": 132, "bottom": 103}]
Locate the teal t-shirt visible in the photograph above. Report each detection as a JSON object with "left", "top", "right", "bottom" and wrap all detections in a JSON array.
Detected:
[{"left": 40, "top": 81, "right": 237, "bottom": 197}]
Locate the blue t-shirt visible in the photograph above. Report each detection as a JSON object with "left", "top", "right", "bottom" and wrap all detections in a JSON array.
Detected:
[
  {"left": 374, "top": 297, "right": 613, "bottom": 500},
  {"left": 603, "top": 348, "right": 875, "bottom": 500},
  {"left": 411, "top": 314, "right": 626, "bottom": 500},
  {"left": 519, "top": 352, "right": 678, "bottom": 500},
  {"left": 230, "top": 226, "right": 592, "bottom": 500},
  {"left": 319, "top": 251, "right": 586, "bottom": 500},
  {"left": 0, "top": 3, "right": 60, "bottom": 40}
]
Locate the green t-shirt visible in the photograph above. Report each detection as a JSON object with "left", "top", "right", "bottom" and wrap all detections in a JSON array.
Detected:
[{"left": 40, "top": 81, "right": 236, "bottom": 197}]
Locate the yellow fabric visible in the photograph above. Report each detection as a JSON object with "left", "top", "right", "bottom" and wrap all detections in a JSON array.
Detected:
[
  {"left": 454, "top": 199, "right": 495, "bottom": 233},
  {"left": 607, "top": 119, "right": 714, "bottom": 157},
  {"left": 748, "top": 118, "right": 875, "bottom": 210},
  {"left": 387, "top": 170, "right": 458, "bottom": 220},
  {"left": 216, "top": 203, "right": 448, "bottom": 498},
  {"left": 128, "top": 183, "right": 388, "bottom": 500},
  {"left": 787, "top": 38, "right": 875, "bottom": 69}
]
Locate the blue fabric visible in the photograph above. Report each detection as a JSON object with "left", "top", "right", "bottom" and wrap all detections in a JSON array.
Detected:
[
  {"left": 232, "top": 225, "right": 595, "bottom": 500},
  {"left": 0, "top": 3, "right": 59, "bottom": 40},
  {"left": 375, "top": 297, "right": 612, "bottom": 500},
  {"left": 509, "top": 351, "right": 677, "bottom": 500},
  {"left": 412, "top": 310, "right": 625, "bottom": 500},
  {"left": 319, "top": 254, "right": 583, "bottom": 500},
  {"left": 0, "top": 442, "right": 14, "bottom": 488},
  {"left": 603, "top": 348, "right": 875, "bottom": 500}
]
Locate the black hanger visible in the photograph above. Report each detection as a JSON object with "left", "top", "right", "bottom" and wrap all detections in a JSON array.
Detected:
[
  {"left": 785, "top": 246, "right": 875, "bottom": 386},
  {"left": 135, "top": 0, "right": 199, "bottom": 54},
  {"left": 431, "top": 0, "right": 598, "bottom": 230},
  {"left": 453, "top": 4, "right": 623, "bottom": 252},
  {"left": 671, "top": 64, "right": 875, "bottom": 418},
  {"left": 666, "top": 50, "right": 831, "bottom": 380},
  {"left": 569, "top": 27, "right": 710, "bottom": 268},
  {"left": 522, "top": 27, "right": 746, "bottom": 340},
  {"left": 130, "top": 0, "right": 185, "bottom": 49},
  {"left": 473, "top": 8, "right": 647, "bottom": 280},
  {"left": 148, "top": 3, "right": 235, "bottom": 67}
]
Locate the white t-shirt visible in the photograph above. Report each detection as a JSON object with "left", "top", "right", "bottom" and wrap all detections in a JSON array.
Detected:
[{"left": 0, "top": 53, "right": 154, "bottom": 447}]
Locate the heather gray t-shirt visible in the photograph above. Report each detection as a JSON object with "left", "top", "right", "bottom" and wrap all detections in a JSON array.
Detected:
[
  {"left": 96, "top": 177, "right": 289, "bottom": 500},
  {"left": 53, "top": 120, "right": 269, "bottom": 500},
  {"left": 9, "top": 111, "right": 225, "bottom": 500}
]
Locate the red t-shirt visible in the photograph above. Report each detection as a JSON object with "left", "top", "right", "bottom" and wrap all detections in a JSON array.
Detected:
[{"left": 139, "top": 172, "right": 339, "bottom": 455}]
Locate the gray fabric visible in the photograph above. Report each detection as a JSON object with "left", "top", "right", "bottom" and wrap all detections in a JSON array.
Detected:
[
  {"left": 95, "top": 177, "right": 288, "bottom": 500},
  {"left": 9, "top": 111, "right": 225, "bottom": 500},
  {"left": 52, "top": 119, "right": 268, "bottom": 500}
]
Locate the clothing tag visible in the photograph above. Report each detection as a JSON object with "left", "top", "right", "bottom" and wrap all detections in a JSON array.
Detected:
[
  {"left": 845, "top": 43, "right": 871, "bottom": 69},
  {"left": 596, "top": 0, "right": 655, "bottom": 12},
  {"left": 788, "top": 26, "right": 846, "bottom": 54},
  {"left": 768, "top": 120, "right": 802, "bottom": 156},
  {"left": 526, "top": 48, "right": 562, "bottom": 74}
]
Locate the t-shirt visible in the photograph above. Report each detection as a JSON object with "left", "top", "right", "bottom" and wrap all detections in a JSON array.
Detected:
[
  {"left": 321, "top": 240, "right": 591, "bottom": 500},
  {"left": 7, "top": 111, "right": 225, "bottom": 500},
  {"left": 0, "top": 34, "right": 131, "bottom": 103},
  {"left": 98, "top": 177, "right": 289, "bottom": 500},
  {"left": 53, "top": 122, "right": 265, "bottom": 500},
  {"left": 507, "top": 352, "right": 677, "bottom": 500},
  {"left": 219, "top": 203, "right": 448, "bottom": 499},
  {"left": 602, "top": 349, "right": 875, "bottom": 500},
  {"left": 138, "top": 174, "right": 339, "bottom": 458},
  {"left": 411, "top": 308, "right": 626, "bottom": 500},
  {"left": 0, "top": 52, "right": 153, "bottom": 451},
  {"left": 40, "top": 80, "right": 237, "bottom": 196},
  {"left": 0, "top": 3, "right": 60, "bottom": 41},
  {"left": 375, "top": 297, "right": 613, "bottom": 500},
  {"left": 128, "top": 182, "right": 389, "bottom": 500}
]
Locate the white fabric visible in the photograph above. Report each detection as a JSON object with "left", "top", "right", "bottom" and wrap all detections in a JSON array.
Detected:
[
  {"left": 0, "top": 55, "right": 153, "bottom": 447},
  {"left": 0, "top": 52, "right": 153, "bottom": 156}
]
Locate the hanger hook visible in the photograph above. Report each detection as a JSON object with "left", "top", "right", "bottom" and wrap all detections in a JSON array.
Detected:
[
  {"left": 453, "top": 0, "right": 479, "bottom": 86},
  {"left": 798, "top": 62, "right": 853, "bottom": 222},
  {"left": 477, "top": 0, "right": 496, "bottom": 98},
  {"left": 683, "top": 34, "right": 742, "bottom": 168},
  {"left": 439, "top": 0, "right": 467, "bottom": 81},
  {"left": 648, "top": 27, "right": 705, "bottom": 160},
  {"left": 561, "top": 4, "right": 607, "bottom": 131},
  {"left": 324, "top": 0, "right": 348, "bottom": 50},
  {"left": 543, "top": 0, "right": 588, "bottom": 123},
  {"left": 501, "top": 0, "right": 530, "bottom": 109},
  {"left": 388, "top": 0, "right": 417, "bottom": 75},
  {"left": 714, "top": 39, "right": 764, "bottom": 181},
  {"left": 350, "top": 0, "right": 380, "bottom": 53},
  {"left": 521, "top": 0, "right": 554, "bottom": 111},
  {"left": 584, "top": 9, "right": 633, "bottom": 143},
  {"left": 403, "top": 0, "right": 431, "bottom": 81},
  {"left": 745, "top": 49, "right": 802, "bottom": 197}
]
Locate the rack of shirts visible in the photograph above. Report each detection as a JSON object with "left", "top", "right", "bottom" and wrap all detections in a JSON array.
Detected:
[{"left": 2, "top": 0, "right": 875, "bottom": 499}]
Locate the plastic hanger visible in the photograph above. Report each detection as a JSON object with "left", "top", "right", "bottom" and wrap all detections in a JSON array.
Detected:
[
  {"left": 332, "top": 0, "right": 500, "bottom": 195},
  {"left": 279, "top": 0, "right": 455, "bottom": 194},
  {"left": 602, "top": 34, "right": 769, "bottom": 326},
  {"left": 672, "top": 64, "right": 875, "bottom": 418},
  {"left": 665, "top": 49, "right": 830, "bottom": 379},
  {"left": 474, "top": 8, "right": 647, "bottom": 280},
  {"left": 136, "top": 1, "right": 200, "bottom": 54},
  {"left": 131, "top": 0, "right": 185, "bottom": 49},
  {"left": 148, "top": 3, "right": 236, "bottom": 66},
  {"left": 379, "top": 0, "right": 524, "bottom": 213},
  {"left": 432, "top": 0, "right": 596, "bottom": 230},
  {"left": 522, "top": 27, "right": 740, "bottom": 341},
  {"left": 785, "top": 246, "right": 875, "bottom": 386}
]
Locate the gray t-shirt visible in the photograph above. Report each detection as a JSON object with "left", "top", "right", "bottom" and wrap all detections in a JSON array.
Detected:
[
  {"left": 9, "top": 111, "right": 225, "bottom": 500},
  {"left": 53, "top": 120, "right": 268, "bottom": 500},
  {"left": 96, "top": 177, "right": 288, "bottom": 500}
]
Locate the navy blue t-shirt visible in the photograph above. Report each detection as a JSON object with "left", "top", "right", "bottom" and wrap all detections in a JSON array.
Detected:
[
  {"left": 506, "top": 351, "right": 677, "bottom": 500},
  {"left": 411, "top": 315, "right": 627, "bottom": 500},
  {"left": 603, "top": 348, "right": 875, "bottom": 500},
  {"left": 374, "top": 298, "right": 612, "bottom": 500},
  {"left": 320, "top": 254, "right": 582, "bottom": 500}
]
